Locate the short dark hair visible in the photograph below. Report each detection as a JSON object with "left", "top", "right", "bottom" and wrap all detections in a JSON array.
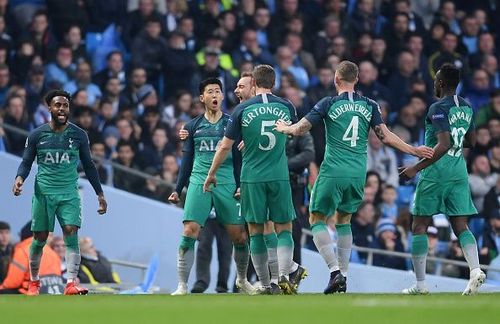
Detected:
[
  {"left": 0, "top": 221, "right": 10, "bottom": 231},
  {"left": 336, "top": 60, "right": 359, "bottom": 83},
  {"left": 45, "top": 89, "right": 71, "bottom": 106},
  {"left": 252, "top": 64, "right": 275, "bottom": 89},
  {"left": 240, "top": 71, "right": 253, "bottom": 78},
  {"left": 438, "top": 63, "right": 460, "bottom": 89},
  {"left": 199, "top": 77, "right": 223, "bottom": 95},
  {"left": 106, "top": 50, "right": 123, "bottom": 61},
  {"left": 117, "top": 140, "right": 135, "bottom": 152}
]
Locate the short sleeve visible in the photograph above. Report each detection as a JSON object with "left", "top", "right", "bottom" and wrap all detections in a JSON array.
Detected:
[
  {"left": 225, "top": 105, "right": 243, "bottom": 140},
  {"left": 369, "top": 100, "right": 384, "bottom": 128},
  {"left": 304, "top": 97, "right": 331, "bottom": 126},
  {"left": 428, "top": 104, "right": 450, "bottom": 133},
  {"left": 285, "top": 100, "right": 298, "bottom": 123}
]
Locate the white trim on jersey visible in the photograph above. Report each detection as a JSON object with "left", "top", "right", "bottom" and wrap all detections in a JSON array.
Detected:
[
  {"left": 348, "top": 92, "right": 354, "bottom": 102},
  {"left": 453, "top": 94, "right": 460, "bottom": 107},
  {"left": 262, "top": 93, "right": 268, "bottom": 103}
]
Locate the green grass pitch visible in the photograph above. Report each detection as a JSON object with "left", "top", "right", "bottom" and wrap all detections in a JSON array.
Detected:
[{"left": 1, "top": 293, "right": 498, "bottom": 324}]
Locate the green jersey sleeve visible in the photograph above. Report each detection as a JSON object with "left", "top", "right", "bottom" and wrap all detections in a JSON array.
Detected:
[
  {"left": 304, "top": 96, "right": 332, "bottom": 126},
  {"left": 428, "top": 103, "right": 450, "bottom": 133}
]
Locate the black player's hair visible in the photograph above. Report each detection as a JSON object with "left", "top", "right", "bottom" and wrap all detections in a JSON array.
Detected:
[
  {"left": 199, "top": 78, "right": 222, "bottom": 95},
  {"left": 44, "top": 89, "right": 71, "bottom": 106},
  {"left": 438, "top": 63, "right": 460, "bottom": 89}
]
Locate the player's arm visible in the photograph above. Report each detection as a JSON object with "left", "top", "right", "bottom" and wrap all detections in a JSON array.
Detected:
[
  {"left": 463, "top": 121, "right": 476, "bottom": 148},
  {"left": 79, "top": 132, "right": 107, "bottom": 214},
  {"left": 169, "top": 125, "right": 195, "bottom": 204},
  {"left": 204, "top": 136, "right": 235, "bottom": 192},
  {"left": 400, "top": 132, "right": 451, "bottom": 180},
  {"left": 373, "top": 124, "right": 434, "bottom": 158},
  {"left": 231, "top": 139, "right": 242, "bottom": 198},
  {"left": 13, "top": 132, "right": 38, "bottom": 196},
  {"left": 275, "top": 97, "right": 327, "bottom": 136}
]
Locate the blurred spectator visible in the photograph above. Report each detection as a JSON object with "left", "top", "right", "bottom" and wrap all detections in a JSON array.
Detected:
[
  {"left": 139, "top": 104, "right": 169, "bottom": 146},
  {"left": 141, "top": 127, "right": 175, "bottom": 170},
  {"left": 45, "top": 45, "right": 75, "bottom": 88},
  {"left": 489, "top": 118, "right": 500, "bottom": 142},
  {"left": 483, "top": 175, "right": 500, "bottom": 222},
  {"left": 131, "top": 16, "right": 168, "bottom": 88},
  {"left": 232, "top": 28, "right": 275, "bottom": 68},
  {"left": 86, "top": 0, "right": 128, "bottom": 33},
  {"left": 215, "top": 10, "right": 239, "bottom": 53},
  {"left": 383, "top": 12, "right": 410, "bottom": 57},
  {"left": 23, "top": 10, "right": 57, "bottom": 61},
  {"left": 178, "top": 15, "right": 196, "bottom": 52},
  {"left": 490, "top": 140, "right": 500, "bottom": 174},
  {"left": 387, "top": 51, "right": 417, "bottom": 112},
  {"left": 428, "top": 31, "right": 467, "bottom": 80},
  {"left": 63, "top": 24, "right": 87, "bottom": 64},
  {"left": 161, "top": 90, "right": 192, "bottom": 129},
  {"left": 164, "top": 0, "right": 188, "bottom": 33},
  {"left": 467, "top": 126, "right": 491, "bottom": 165},
  {"left": 73, "top": 105, "right": 101, "bottom": 145},
  {"left": 480, "top": 54, "right": 499, "bottom": 89},
  {"left": 284, "top": 32, "right": 317, "bottom": 80},
  {"left": 160, "top": 153, "right": 179, "bottom": 184},
  {"left": 463, "top": 69, "right": 492, "bottom": 112},
  {"left": 425, "top": 226, "right": 441, "bottom": 274},
  {"left": 370, "top": 219, "right": 406, "bottom": 270},
  {"left": 367, "top": 130, "right": 398, "bottom": 187},
  {"left": 356, "top": 60, "right": 391, "bottom": 103},
  {"left": 123, "top": 0, "right": 165, "bottom": 50},
  {"left": 0, "top": 222, "right": 62, "bottom": 295},
  {"left": 352, "top": 201, "right": 376, "bottom": 261},
  {"left": 113, "top": 140, "right": 144, "bottom": 194},
  {"left": 45, "top": 0, "right": 87, "bottom": 41},
  {"left": 349, "top": 0, "right": 386, "bottom": 39},
  {"left": 48, "top": 236, "right": 66, "bottom": 281},
  {"left": 392, "top": 0, "right": 426, "bottom": 34},
  {"left": 434, "top": 0, "right": 461, "bottom": 35},
  {"left": 274, "top": 45, "right": 309, "bottom": 91},
  {"left": 0, "top": 63, "right": 10, "bottom": 105},
  {"left": 64, "top": 60, "right": 102, "bottom": 108},
  {"left": 252, "top": 6, "right": 277, "bottom": 53},
  {"left": 78, "top": 237, "right": 119, "bottom": 284},
  {"left": 140, "top": 166, "right": 163, "bottom": 201},
  {"left": 459, "top": 15, "right": 480, "bottom": 55},
  {"left": 89, "top": 140, "right": 112, "bottom": 186},
  {"left": 379, "top": 185, "right": 398, "bottom": 221},
  {"left": 363, "top": 37, "right": 392, "bottom": 84},
  {"left": 93, "top": 51, "right": 126, "bottom": 90},
  {"left": 469, "top": 155, "right": 498, "bottom": 215},
  {"left": 470, "top": 32, "right": 496, "bottom": 69},
  {"left": 479, "top": 213, "right": 500, "bottom": 265},
  {"left": 0, "top": 221, "right": 12, "bottom": 283},
  {"left": 195, "top": 32, "right": 237, "bottom": 79},
  {"left": 3, "top": 95, "right": 32, "bottom": 156},
  {"left": 119, "top": 67, "right": 149, "bottom": 111}
]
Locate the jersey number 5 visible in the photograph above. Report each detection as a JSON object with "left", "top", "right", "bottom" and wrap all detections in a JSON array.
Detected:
[
  {"left": 448, "top": 127, "right": 466, "bottom": 157},
  {"left": 259, "top": 120, "right": 276, "bottom": 151},
  {"left": 342, "top": 116, "right": 359, "bottom": 147}
]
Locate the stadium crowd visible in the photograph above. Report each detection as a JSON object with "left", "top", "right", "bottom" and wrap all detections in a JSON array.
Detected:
[{"left": 0, "top": 0, "right": 500, "bottom": 280}]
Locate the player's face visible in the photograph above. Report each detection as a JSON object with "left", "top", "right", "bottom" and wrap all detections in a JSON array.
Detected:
[
  {"left": 49, "top": 96, "right": 70, "bottom": 126},
  {"left": 200, "top": 84, "right": 223, "bottom": 112},
  {"left": 234, "top": 76, "right": 254, "bottom": 102}
]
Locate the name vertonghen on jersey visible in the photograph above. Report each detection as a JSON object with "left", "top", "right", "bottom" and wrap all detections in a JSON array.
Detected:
[
  {"left": 327, "top": 102, "right": 373, "bottom": 122},
  {"left": 241, "top": 105, "right": 292, "bottom": 127}
]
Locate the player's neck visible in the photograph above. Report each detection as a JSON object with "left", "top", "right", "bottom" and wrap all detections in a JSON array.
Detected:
[
  {"left": 204, "top": 109, "right": 222, "bottom": 123},
  {"left": 255, "top": 87, "right": 272, "bottom": 96},
  {"left": 49, "top": 121, "right": 68, "bottom": 133},
  {"left": 440, "top": 88, "right": 456, "bottom": 98},
  {"left": 337, "top": 87, "right": 355, "bottom": 96}
]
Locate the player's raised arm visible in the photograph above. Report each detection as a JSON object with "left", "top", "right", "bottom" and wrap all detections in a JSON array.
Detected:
[
  {"left": 13, "top": 132, "right": 38, "bottom": 196},
  {"left": 204, "top": 136, "right": 235, "bottom": 192},
  {"left": 78, "top": 131, "right": 107, "bottom": 214},
  {"left": 275, "top": 96, "right": 330, "bottom": 136},
  {"left": 169, "top": 124, "right": 195, "bottom": 204}
]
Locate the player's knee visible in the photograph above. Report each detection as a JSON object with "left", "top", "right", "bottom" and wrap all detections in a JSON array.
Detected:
[
  {"left": 182, "top": 222, "right": 200, "bottom": 238},
  {"left": 309, "top": 213, "right": 326, "bottom": 225},
  {"left": 33, "top": 231, "right": 49, "bottom": 242},
  {"left": 62, "top": 225, "right": 78, "bottom": 236}
]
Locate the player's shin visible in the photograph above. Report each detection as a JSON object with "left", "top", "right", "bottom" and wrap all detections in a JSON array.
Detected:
[
  {"left": 263, "top": 232, "right": 279, "bottom": 283},
  {"left": 458, "top": 230, "right": 480, "bottom": 271},
  {"left": 233, "top": 243, "right": 250, "bottom": 281},
  {"left": 335, "top": 224, "right": 352, "bottom": 277},
  {"left": 177, "top": 236, "right": 196, "bottom": 284},
  {"left": 64, "top": 233, "right": 81, "bottom": 283},
  {"left": 411, "top": 234, "right": 428, "bottom": 288},
  {"left": 311, "top": 221, "right": 339, "bottom": 272},
  {"left": 29, "top": 239, "right": 46, "bottom": 281},
  {"left": 277, "top": 230, "right": 294, "bottom": 279},
  {"left": 250, "top": 234, "right": 271, "bottom": 287}
]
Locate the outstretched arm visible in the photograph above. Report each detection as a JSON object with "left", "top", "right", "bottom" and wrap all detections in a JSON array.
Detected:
[
  {"left": 275, "top": 118, "right": 313, "bottom": 136},
  {"left": 204, "top": 137, "right": 235, "bottom": 192},
  {"left": 400, "top": 132, "right": 451, "bottom": 180},
  {"left": 373, "top": 124, "right": 434, "bottom": 159},
  {"left": 13, "top": 133, "right": 37, "bottom": 196},
  {"left": 79, "top": 135, "right": 107, "bottom": 214}
]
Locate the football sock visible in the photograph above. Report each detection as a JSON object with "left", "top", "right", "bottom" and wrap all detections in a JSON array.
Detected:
[
  {"left": 290, "top": 261, "right": 299, "bottom": 273},
  {"left": 177, "top": 236, "right": 196, "bottom": 284},
  {"left": 29, "top": 239, "right": 45, "bottom": 281},
  {"left": 311, "top": 221, "right": 339, "bottom": 272},
  {"left": 64, "top": 233, "right": 80, "bottom": 283},
  {"left": 250, "top": 234, "right": 271, "bottom": 287},
  {"left": 233, "top": 243, "right": 250, "bottom": 281},
  {"left": 277, "top": 230, "right": 294, "bottom": 278},
  {"left": 336, "top": 224, "right": 352, "bottom": 277},
  {"left": 411, "top": 234, "right": 428, "bottom": 288},
  {"left": 459, "top": 230, "right": 480, "bottom": 271},
  {"left": 264, "top": 232, "right": 279, "bottom": 283}
]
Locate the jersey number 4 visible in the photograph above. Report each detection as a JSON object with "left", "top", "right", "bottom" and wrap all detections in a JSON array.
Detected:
[
  {"left": 259, "top": 120, "right": 276, "bottom": 151},
  {"left": 342, "top": 116, "right": 359, "bottom": 147},
  {"left": 448, "top": 127, "right": 466, "bottom": 157}
]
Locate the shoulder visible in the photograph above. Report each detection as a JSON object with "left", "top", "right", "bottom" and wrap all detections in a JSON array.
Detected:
[
  {"left": 68, "top": 123, "right": 89, "bottom": 138},
  {"left": 313, "top": 96, "right": 334, "bottom": 109},
  {"left": 29, "top": 124, "right": 49, "bottom": 140},
  {"left": 458, "top": 96, "right": 473, "bottom": 109},
  {"left": 184, "top": 115, "right": 204, "bottom": 131}
]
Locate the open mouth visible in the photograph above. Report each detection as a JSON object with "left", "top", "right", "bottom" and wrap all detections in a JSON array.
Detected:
[
  {"left": 57, "top": 113, "right": 68, "bottom": 122},
  {"left": 212, "top": 99, "right": 218, "bottom": 106}
]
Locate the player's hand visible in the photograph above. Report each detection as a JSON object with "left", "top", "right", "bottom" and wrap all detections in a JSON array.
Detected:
[
  {"left": 204, "top": 174, "right": 217, "bottom": 192},
  {"left": 12, "top": 176, "right": 24, "bottom": 196},
  {"left": 97, "top": 194, "right": 107, "bottom": 215},
  {"left": 234, "top": 187, "right": 241, "bottom": 200},
  {"left": 399, "top": 166, "right": 417, "bottom": 181},
  {"left": 274, "top": 119, "right": 289, "bottom": 134},
  {"left": 237, "top": 141, "right": 245, "bottom": 151},
  {"left": 178, "top": 129, "right": 189, "bottom": 141},
  {"left": 168, "top": 191, "right": 180, "bottom": 204},
  {"left": 414, "top": 146, "right": 434, "bottom": 159}
]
